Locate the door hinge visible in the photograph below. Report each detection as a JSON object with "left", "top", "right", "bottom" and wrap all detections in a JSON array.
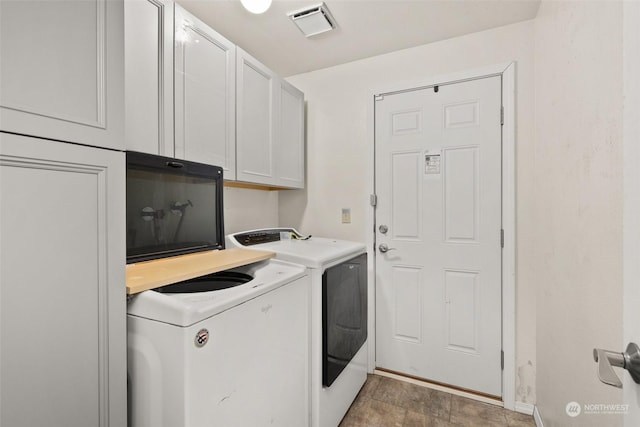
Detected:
[
  {"left": 375, "top": 94, "right": 384, "bottom": 101},
  {"left": 370, "top": 194, "right": 378, "bottom": 207},
  {"left": 501, "top": 350, "right": 504, "bottom": 370},
  {"left": 500, "top": 229, "right": 504, "bottom": 248},
  {"left": 500, "top": 106, "right": 504, "bottom": 126}
]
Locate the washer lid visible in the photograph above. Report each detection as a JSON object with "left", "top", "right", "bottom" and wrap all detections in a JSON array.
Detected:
[
  {"left": 127, "top": 259, "right": 306, "bottom": 327},
  {"left": 245, "top": 238, "right": 365, "bottom": 269},
  {"left": 227, "top": 228, "right": 366, "bottom": 269}
]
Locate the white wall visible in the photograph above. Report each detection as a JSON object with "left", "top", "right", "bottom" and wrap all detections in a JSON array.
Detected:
[
  {"left": 534, "top": 1, "right": 623, "bottom": 426},
  {"left": 281, "top": 20, "right": 537, "bottom": 405},
  {"left": 224, "top": 186, "right": 279, "bottom": 235}
]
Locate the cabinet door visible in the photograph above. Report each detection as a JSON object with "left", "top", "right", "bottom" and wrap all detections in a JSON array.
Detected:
[
  {"left": 236, "top": 48, "right": 277, "bottom": 186},
  {"left": 276, "top": 79, "right": 305, "bottom": 189},
  {"left": 0, "top": 0, "right": 124, "bottom": 151},
  {"left": 174, "top": 5, "right": 236, "bottom": 177},
  {"left": 0, "top": 133, "right": 126, "bottom": 427},
  {"left": 125, "top": 0, "right": 174, "bottom": 157}
]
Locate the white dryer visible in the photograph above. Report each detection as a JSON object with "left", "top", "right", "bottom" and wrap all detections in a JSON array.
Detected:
[
  {"left": 227, "top": 228, "right": 368, "bottom": 427},
  {"left": 127, "top": 259, "right": 310, "bottom": 427}
]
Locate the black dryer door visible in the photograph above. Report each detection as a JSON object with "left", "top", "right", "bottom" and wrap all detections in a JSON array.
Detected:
[{"left": 322, "top": 252, "right": 368, "bottom": 387}]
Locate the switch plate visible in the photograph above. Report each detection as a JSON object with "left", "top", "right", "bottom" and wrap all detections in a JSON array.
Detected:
[{"left": 341, "top": 208, "right": 351, "bottom": 224}]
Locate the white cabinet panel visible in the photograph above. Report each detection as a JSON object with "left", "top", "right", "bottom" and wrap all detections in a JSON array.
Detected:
[
  {"left": 276, "top": 79, "right": 305, "bottom": 189},
  {"left": 0, "top": 0, "right": 124, "bottom": 150},
  {"left": 236, "top": 48, "right": 276, "bottom": 185},
  {"left": 174, "top": 5, "right": 236, "bottom": 178},
  {"left": 237, "top": 49, "right": 306, "bottom": 189},
  {"left": 0, "top": 132, "right": 126, "bottom": 427},
  {"left": 125, "top": 0, "right": 174, "bottom": 157}
]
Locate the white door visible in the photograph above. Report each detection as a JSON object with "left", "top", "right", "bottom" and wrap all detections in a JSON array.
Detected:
[{"left": 375, "top": 76, "right": 503, "bottom": 396}]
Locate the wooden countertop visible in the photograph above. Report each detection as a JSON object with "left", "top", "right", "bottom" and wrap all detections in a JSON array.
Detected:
[{"left": 126, "top": 248, "right": 274, "bottom": 295}]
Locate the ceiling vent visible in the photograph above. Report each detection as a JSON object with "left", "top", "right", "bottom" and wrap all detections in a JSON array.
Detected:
[{"left": 287, "top": 3, "right": 337, "bottom": 38}]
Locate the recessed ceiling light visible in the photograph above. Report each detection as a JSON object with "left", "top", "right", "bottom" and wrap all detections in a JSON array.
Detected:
[
  {"left": 241, "top": 0, "right": 272, "bottom": 14},
  {"left": 287, "top": 3, "right": 337, "bottom": 38}
]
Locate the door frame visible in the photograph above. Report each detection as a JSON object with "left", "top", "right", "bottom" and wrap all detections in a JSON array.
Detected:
[
  {"left": 623, "top": 1, "right": 640, "bottom": 425},
  {"left": 366, "top": 62, "right": 517, "bottom": 410}
]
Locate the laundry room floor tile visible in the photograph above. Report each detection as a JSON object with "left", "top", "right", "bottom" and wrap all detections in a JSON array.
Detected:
[
  {"left": 449, "top": 395, "right": 508, "bottom": 425},
  {"left": 340, "top": 397, "right": 406, "bottom": 427},
  {"left": 339, "top": 375, "right": 536, "bottom": 427},
  {"left": 372, "top": 375, "right": 451, "bottom": 419},
  {"left": 503, "top": 409, "right": 540, "bottom": 427}
]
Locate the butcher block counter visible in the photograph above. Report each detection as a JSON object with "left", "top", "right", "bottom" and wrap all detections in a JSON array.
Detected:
[{"left": 126, "top": 248, "right": 275, "bottom": 295}]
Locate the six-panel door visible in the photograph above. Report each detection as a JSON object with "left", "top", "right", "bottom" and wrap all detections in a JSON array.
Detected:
[{"left": 375, "top": 76, "right": 503, "bottom": 397}]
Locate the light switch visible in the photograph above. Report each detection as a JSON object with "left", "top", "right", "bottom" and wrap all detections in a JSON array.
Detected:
[{"left": 341, "top": 208, "right": 351, "bottom": 224}]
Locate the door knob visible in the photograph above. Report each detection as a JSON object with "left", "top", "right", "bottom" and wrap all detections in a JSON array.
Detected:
[
  {"left": 593, "top": 342, "right": 640, "bottom": 388},
  {"left": 378, "top": 243, "right": 396, "bottom": 253}
]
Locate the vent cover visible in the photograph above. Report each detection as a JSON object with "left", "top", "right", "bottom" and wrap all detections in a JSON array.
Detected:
[{"left": 287, "top": 2, "right": 337, "bottom": 37}]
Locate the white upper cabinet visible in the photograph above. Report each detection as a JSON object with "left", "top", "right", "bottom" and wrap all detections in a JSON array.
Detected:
[
  {"left": 0, "top": 0, "right": 124, "bottom": 151},
  {"left": 125, "top": 0, "right": 174, "bottom": 157},
  {"left": 174, "top": 5, "right": 236, "bottom": 179},
  {"left": 121, "top": 3, "right": 304, "bottom": 188},
  {"left": 237, "top": 48, "right": 306, "bottom": 189},
  {"left": 276, "top": 79, "right": 305, "bottom": 189},
  {"left": 236, "top": 48, "right": 277, "bottom": 186}
]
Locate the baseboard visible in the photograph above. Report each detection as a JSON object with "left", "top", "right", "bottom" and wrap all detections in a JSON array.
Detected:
[
  {"left": 533, "top": 406, "right": 544, "bottom": 427},
  {"left": 515, "top": 402, "right": 534, "bottom": 415}
]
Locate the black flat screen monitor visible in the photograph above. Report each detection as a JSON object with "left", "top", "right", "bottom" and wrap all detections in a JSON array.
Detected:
[{"left": 126, "top": 151, "right": 224, "bottom": 263}]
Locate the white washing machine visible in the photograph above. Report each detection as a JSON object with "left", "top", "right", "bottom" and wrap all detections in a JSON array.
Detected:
[
  {"left": 127, "top": 259, "right": 311, "bottom": 427},
  {"left": 227, "top": 228, "right": 368, "bottom": 427}
]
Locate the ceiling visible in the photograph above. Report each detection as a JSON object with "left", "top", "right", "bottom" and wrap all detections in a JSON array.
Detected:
[{"left": 177, "top": 0, "right": 541, "bottom": 77}]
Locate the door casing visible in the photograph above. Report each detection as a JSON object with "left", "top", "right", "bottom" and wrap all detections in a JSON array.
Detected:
[
  {"left": 365, "top": 62, "right": 517, "bottom": 411},
  {"left": 623, "top": 1, "right": 640, "bottom": 425}
]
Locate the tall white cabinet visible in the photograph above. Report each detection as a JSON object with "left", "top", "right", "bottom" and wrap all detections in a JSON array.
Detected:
[
  {"left": 0, "top": 1, "right": 127, "bottom": 426},
  {"left": 0, "top": 133, "right": 126, "bottom": 427},
  {"left": 174, "top": 5, "right": 237, "bottom": 178},
  {"left": 0, "top": 0, "right": 124, "bottom": 151}
]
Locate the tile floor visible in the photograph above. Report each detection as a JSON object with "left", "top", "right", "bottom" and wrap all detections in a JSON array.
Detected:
[{"left": 339, "top": 375, "right": 536, "bottom": 427}]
